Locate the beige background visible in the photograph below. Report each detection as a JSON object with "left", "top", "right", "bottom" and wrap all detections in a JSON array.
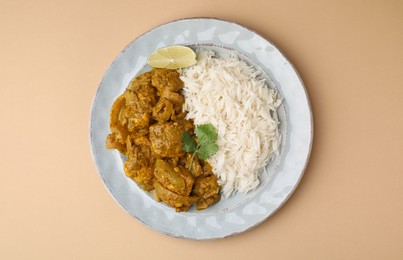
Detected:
[{"left": 1, "top": 0, "right": 402, "bottom": 259}]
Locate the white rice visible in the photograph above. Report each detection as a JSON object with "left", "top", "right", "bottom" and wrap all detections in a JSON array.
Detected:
[{"left": 180, "top": 49, "right": 282, "bottom": 198}]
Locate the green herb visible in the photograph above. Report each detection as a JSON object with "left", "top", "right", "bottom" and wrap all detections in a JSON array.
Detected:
[
  {"left": 182, "top": 124, "right": 219, "bottom": 169},
  {"left": 181, "top": 132, "right": 197, "bottom": 153}
]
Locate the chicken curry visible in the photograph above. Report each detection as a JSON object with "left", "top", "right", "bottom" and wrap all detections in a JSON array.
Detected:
[{"left": 106, "top": 68, "right": 220, "bottom": 212}]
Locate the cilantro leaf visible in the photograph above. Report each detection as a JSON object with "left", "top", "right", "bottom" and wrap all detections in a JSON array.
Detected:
[
  {"left": 196, "top": 142, "right": 219, "bottom": 160},
  {"left": 181, "top": 123, "right": 219, "bottom": 170},
  {"left": 181, "top": 132, "right": 197, "bottom": 153},
  {"left": 195, "top": 124, "right": 218, "bottom": 143}
]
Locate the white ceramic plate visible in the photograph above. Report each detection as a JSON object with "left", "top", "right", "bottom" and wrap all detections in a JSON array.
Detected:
[{"left": 90, "top": 18, "right": 313, "bottom": 239}]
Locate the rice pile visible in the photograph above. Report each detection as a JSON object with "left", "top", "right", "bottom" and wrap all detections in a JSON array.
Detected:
[{"left": 180, "top": 49, "right": 282, "bottom": 198}]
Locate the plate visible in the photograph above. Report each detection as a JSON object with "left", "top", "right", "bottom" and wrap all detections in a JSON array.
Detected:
[{"left": 90, "top": 18, "right": 313, "bottom": 239}]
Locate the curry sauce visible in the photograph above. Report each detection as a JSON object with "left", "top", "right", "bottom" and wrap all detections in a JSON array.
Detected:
[{"left": 106, "top": 68, "right": 220, "bottom": 212}]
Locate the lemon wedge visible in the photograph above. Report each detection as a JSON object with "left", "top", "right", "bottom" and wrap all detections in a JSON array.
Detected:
[{"left": 147, "top": 45, "right": 197, "bottom": 69}]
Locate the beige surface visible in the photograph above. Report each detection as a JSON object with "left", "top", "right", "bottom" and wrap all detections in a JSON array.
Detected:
[{"left": 1, "top": 0, "right": 402, "bottom": 259}]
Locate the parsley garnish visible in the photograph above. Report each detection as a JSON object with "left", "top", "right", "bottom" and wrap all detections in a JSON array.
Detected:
[{"left": 182, "top": 124, "right": 219, "bottom": 169}]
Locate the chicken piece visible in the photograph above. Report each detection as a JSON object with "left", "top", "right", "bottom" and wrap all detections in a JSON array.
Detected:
[
  {"left": 127, "top": 71, "right": 152, "bottom": 92},
  {"left": 153, "top": 181, "right": 197, "bottom": 212},
  {"left": 124, "top": 135, "right": 156, "bottom": 191},
  {"left": 106, "top": 133, "right": 126, "bottom": 154},
  {"left": 195, "top": 193, "right": 220, "bottom": 210},
  {"left": 174, "top": 118, "right": 194, "bottom": 132},
  {"left": 151, "top": 68, "right": 184, "bottom": 94},
  {"left": 201, "top": 160, "right": 213, "bottom": 176},
  {"left": 125, "top": 78, "right": 157, "bottom": 110},
  {"left": 122, "top": 106, "right": 152, "bottom": 132},
  {"left": 117, "top": 89, "right": 156, "bottom": 133},
  {"left": 183, "top": 153, "right": 203, "bottom": 178},
  {"left": 166, "top": 156, "right": 180, "bottom": 166},
  {"left": 149, "top": 122, "right": 185, "bottom": 158},
  {"left": 192, "top": 175, "right": 221, "bottom": 210},
  {"left": 154, "top": 159, "right": 185, "bottom": 194},
  {"left": 125, "top": 163, "right": 154, "bottom": 191},
  {"left": 175, "top": 165, "right": 194, "bottom": 196},
  {"left": 131, "top": 135, "right": 155, "bottom": 155},
  {"left": 136, "top": 85, "right": 157, "bottom": 108},
  {"left": 160, "top": 91, "right": 185, "bottom": 113},
  {"left": 106, "top": 94, "right": 129, "bottom": 152},
  {"left": 152, "top": 98, "right": 174, "bottom": 122},
  {"left": 170, "top": 110, "right": 187, "bottom": 121},
  {"left": 107, "top": 72, "right": 157, "bottom": 153}
]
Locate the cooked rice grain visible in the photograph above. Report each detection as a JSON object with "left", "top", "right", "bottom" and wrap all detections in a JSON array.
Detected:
[{"left": 180, "top": 50, "right": 281, "bottom": 197}]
